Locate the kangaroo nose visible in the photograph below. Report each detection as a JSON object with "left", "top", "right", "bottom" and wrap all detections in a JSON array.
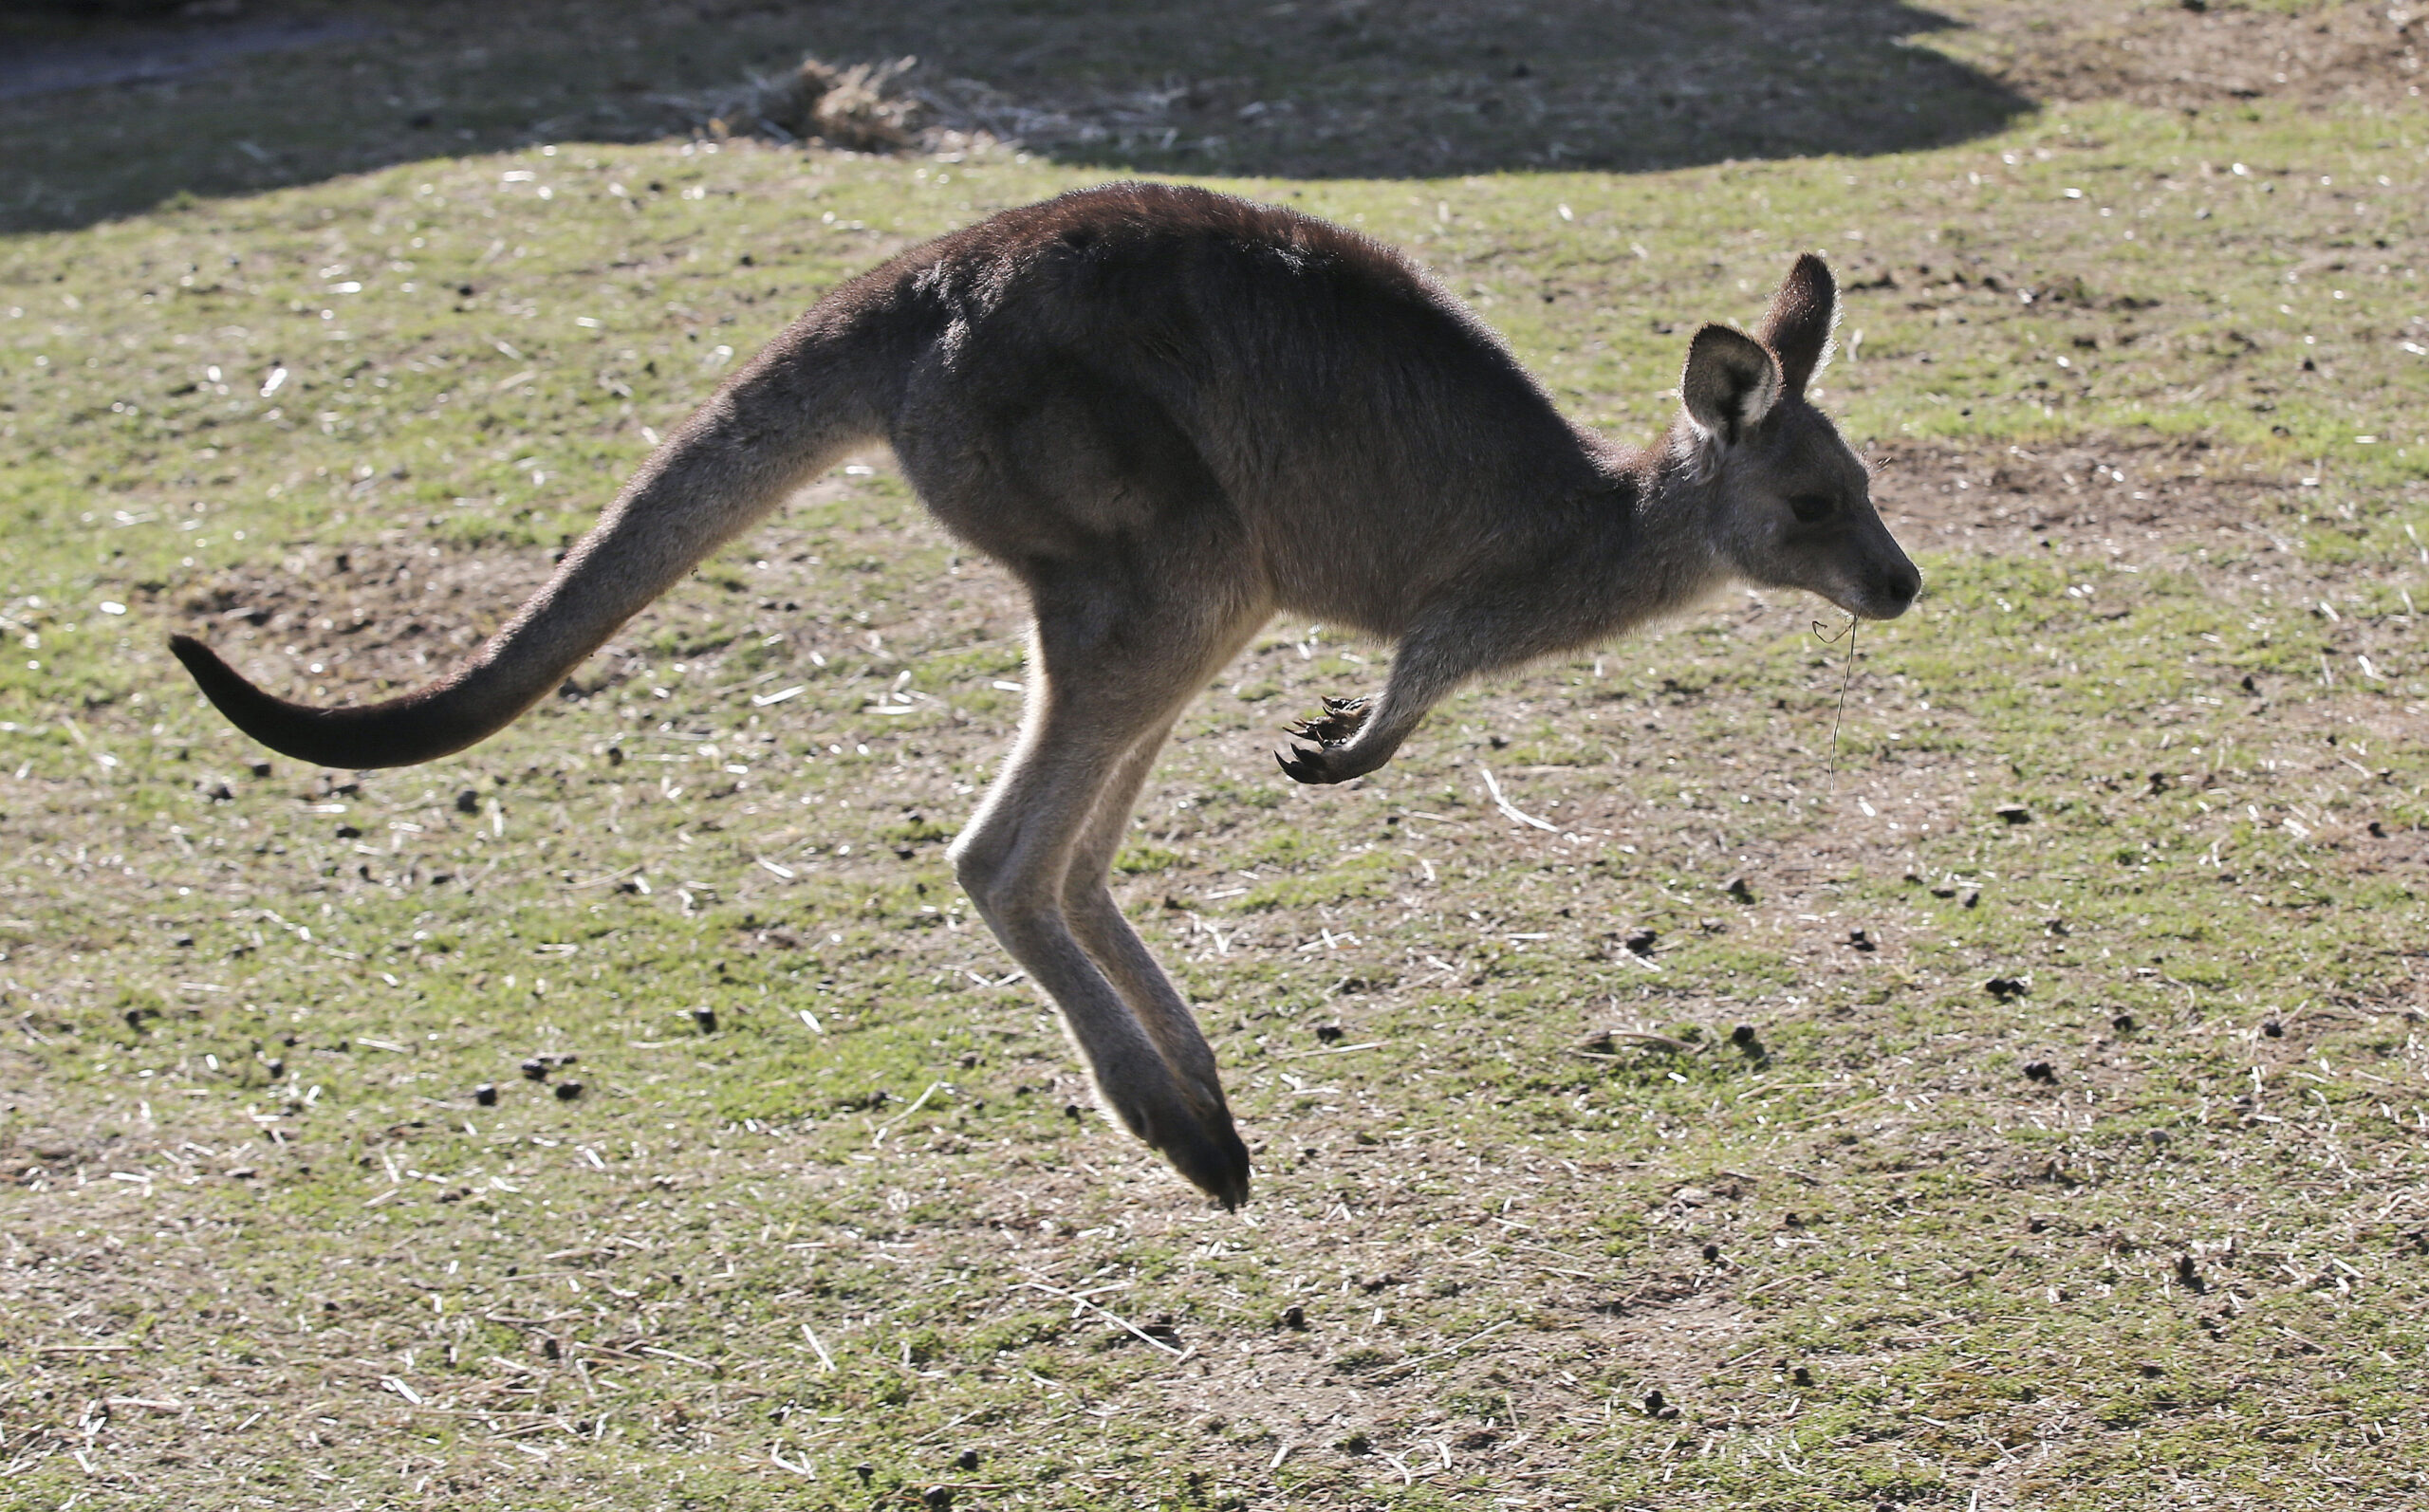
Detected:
[{"left": 1875, "top": 562, "right": 1921, "bottom": 618}]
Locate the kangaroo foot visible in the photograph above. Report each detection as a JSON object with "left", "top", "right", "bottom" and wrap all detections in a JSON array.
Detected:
[
  {"left": 1275, "top": 696, "right": 1373, "bottom": 784},
  {"left": 1103, "top": 1080, "right": 1253, "bottom": 1208},
  {"left": 1158, "top": 1107, "right": 1253, "bottom": 1209}
]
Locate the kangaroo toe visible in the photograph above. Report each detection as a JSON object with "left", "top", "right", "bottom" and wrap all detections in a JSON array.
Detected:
[
  {"left": 1277, "top": 695, "right": 1380, "bottom": 784},
  {"left": 1276, "top": 742, "right": 1336, "bottom": 784},
  {"left": 1103, "top": 1082, "right": 1253, "bottom": 1208},
  {"left": 1159, "top": 1114, "right": 1252, "bottom": 1209},
  {"left": 1289, "top": 694, "right": 1373, "bottom": 747}
]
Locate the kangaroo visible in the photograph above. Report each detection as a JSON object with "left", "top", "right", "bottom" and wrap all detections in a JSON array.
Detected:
[{"left": 172, "top": 182, "right": 1919, "bottom": 1208}]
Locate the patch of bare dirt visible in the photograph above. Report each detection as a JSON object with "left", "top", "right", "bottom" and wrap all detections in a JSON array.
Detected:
[
  {"left": 1869, "top": 435, "right": 2320, "bottom": 567},
  {"left": 1868, "top": 434, "right": 2429, "bottom": 614},
  {"left": 1946, "top": 0, "right": 2427, "bottom": 113},
  {"left": 163, "top": 474, "right": 923, "bottom": 706},
  {"left": 174, "top": 540, "right": 545, "bottom": 700}
]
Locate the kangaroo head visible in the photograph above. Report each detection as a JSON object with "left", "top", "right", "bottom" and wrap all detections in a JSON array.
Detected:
[{"left": 1674, "top": 253, "right": 1920, "bottom": 621}]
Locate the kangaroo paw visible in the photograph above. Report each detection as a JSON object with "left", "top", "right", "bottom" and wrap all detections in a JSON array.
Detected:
[{"left": 1277, "top": 696, "right": 1375, "bottom": 784}]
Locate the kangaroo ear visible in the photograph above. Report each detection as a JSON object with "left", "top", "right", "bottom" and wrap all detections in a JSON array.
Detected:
[
  {"left": 1680, "top": 323, "right": 1782, "bottom": 446},
  {"left": 1757, "top": 252, "right": 1838, "bottom": 396}
]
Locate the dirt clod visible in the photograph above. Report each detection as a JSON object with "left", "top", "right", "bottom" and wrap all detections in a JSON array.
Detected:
[
  {"left": 1724, "top": 876, "right": 1756, "bottom": 904},
  {"left": 1281, "top": 1304, "right": 1307, "bottom": 1331},
  {"left": 454, "top": 789, "right": 480, "bottom": 814},
  {"left": 2262, "top": 1020, "right": 2284, "bottom": 1039}
]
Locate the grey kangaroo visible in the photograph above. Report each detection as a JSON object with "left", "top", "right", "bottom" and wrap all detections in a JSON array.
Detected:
[{"left": 173, "top": 182, "right": 1919, "bottom": 1207}]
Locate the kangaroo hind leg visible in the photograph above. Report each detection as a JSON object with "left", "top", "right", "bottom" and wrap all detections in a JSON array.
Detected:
[
  {"left": 1058, "top": 610, "right": 1262, "bottom": 1163},
  {"left": 951, "top": 584, "right": 1260, "bottom": 1205}
]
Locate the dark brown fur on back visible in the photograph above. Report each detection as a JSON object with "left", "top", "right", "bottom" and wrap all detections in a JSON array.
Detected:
[{"left": 874, "top": 184, "right": 1622, "bottom": 636}]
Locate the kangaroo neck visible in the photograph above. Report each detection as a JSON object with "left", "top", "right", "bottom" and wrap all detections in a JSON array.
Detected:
[{"left": 1575, "top": 433, "right": 1731, "bottom": 638}]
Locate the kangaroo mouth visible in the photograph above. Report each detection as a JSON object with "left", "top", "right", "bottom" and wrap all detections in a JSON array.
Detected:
[
  {"left": 1836, "top": 558, "right": 1922, "bottom": 620},
  {"left": 1823, "top": 579, "right": 1918, "bottom": 622}
]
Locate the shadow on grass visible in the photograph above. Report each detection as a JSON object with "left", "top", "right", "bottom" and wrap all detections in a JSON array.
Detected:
[{"left": 0, "top": 0, "right": 2032, "bottom": 234}]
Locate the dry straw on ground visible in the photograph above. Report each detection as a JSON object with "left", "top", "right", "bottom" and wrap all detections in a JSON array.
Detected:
[{"left": 678, "top": 54, "right": 929, "bottom": 153}]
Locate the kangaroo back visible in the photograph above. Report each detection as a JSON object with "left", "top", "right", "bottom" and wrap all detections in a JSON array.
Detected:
[{"left": 172, "top": 286, "right": 928, "bottom": 769}]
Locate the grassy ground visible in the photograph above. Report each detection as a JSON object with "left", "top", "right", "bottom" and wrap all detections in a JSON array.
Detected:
[{"left": 3, "top": 2, "right": 2427, "bottom": 1508}]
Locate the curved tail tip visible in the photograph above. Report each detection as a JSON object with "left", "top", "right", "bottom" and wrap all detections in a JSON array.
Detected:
[
  {"left": 166, "top": 627, "right": 490, "bottom": 771},
  {"left": 166, "top": 631, "right": 326, "bottom": 765},
  {"left": 168, "top": 632, "right": 252, "bottom": 710}
]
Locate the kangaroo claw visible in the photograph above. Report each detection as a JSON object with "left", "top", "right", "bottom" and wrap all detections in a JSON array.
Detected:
[
  {"left": 1275, "top": 743, "right": 1330, "bottom": 784},
  {"left": 1277, "top": 695, "right": 1373, "bottom": 784},
  {"left": 1301, "top": 694, "right": 1372, "bottom": 744}
]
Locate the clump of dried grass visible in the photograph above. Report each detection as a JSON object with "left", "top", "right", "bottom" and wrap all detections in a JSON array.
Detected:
[{"left": 693, "top": 55, "right": 927, "bottom": 152}]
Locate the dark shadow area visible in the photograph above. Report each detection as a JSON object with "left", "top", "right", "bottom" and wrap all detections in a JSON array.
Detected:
[
  {"left": 0, "top": 10, "right": 379, "bottom": 102},
  {"left": 0, "top": 0, "right": 2034, "bottom": 234}
]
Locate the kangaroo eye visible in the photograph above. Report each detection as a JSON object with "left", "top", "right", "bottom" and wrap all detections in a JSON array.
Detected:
[{"left": 1788, "top": 493, "right": 1837, "bottom": 525}]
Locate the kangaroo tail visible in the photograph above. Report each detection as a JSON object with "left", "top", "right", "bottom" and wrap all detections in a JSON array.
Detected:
[{"left": 171, "top": 306, "right": 906, "bottom": 768}]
